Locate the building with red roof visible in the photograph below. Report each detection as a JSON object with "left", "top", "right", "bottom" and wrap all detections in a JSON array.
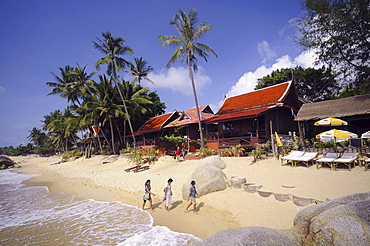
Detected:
[
  {"left": 134, "top": 106, "right": 214, "bottom": 151},
  {"left": 204, "top": 81, "right": 301, "bottom": 150}
]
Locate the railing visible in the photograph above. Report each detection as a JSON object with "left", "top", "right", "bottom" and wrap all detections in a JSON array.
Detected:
[
  {"left": 143, "top": 139, "right": 158, "bottom": 146},
  {"left": 136, "top": 139, "right": 158, "bottom": 147}
]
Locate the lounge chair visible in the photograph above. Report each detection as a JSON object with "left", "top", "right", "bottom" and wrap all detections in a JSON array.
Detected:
[
  {"left": 315, "top": 152, "right": 341, "bottom": 169},
  {"left": 281, "top": 151, "right": 305, "bottom": 166},
  {"left": 290, "top": 152, "right": 318, "bottom": 167},
  {"left": 331, "top": 152, "right": 358, "bottom": 171}
]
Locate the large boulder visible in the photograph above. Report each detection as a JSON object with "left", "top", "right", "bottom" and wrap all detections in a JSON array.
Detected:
[
  {"left": 182, "top": 156, "right": 228, "bottom": 200},
  {"left": 292, "top": 192, "right": 370, "bottom": 245},
  {"left": 197, "top": 155, "right": 226, "bottom": 170},
  {"left": 0, "top": 155, "right": 15, "bottom": 167},
  {"left": 197, "top": 227, "right": 298, "bottom": 246},
  {"left": 196, "top": 192, "right": 370, "bottom": 245}
]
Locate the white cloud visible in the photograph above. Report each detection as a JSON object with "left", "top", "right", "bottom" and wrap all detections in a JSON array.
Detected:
[
  {"left": 226, "top": 50, "right": 318, "bottom": 99},
  {"left": 144, "top": 66, "right": 212, "bottom": 96},
  {"left": 279, "top": 18, "right": 299, "bottom": 37},
  {"left": 257, "top": 40, "right": 276, "bottom": 63},
  {"left": 0, "top": 86, "right": 5, "bottom": 94}
]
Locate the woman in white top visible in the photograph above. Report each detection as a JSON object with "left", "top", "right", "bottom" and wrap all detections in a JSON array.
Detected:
[{"left": 163, "top": 178, "right": 173, "bottom": 212}]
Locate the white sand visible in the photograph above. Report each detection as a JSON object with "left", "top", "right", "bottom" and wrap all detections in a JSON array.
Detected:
[{"left": 12, "top": 154, "right": 370, "bottom": 239}]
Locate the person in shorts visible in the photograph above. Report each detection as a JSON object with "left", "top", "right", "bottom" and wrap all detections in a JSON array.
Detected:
[
  {"left": 142, "top": 179, "right": 155, "bottom": 212},
  {"left": 185, "top": 180, "right": 199, "bottom": 214},
  {"left": 163, "top": 178, "right": 173, "bottom": 212}
]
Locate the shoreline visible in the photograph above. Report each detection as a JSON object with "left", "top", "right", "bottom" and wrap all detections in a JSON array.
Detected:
[{"left": 11, "top": 154, "right": 370, "bottom": 239}]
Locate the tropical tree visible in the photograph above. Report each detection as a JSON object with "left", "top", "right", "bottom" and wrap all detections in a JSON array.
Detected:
[
  {"left": 28, "top": 127, "right": 48, "bottom": 147},
  {"left": 255, "top": 66, "right": 340, "bottom": 102},
  {"left": 43, "top": 108, "right": 80, "bottom": 153},
  {"left": 46, "top": 64, "right": 96, "bottom": 106},
  {"left": 296, "top": 0, "right": 370, "bottom": 94},
  {"left": 46, "top": 65, "right": 75, "bottom": 102},
  {"left": 81, "top": 75, "right": 125, "bottom": 154},
  {"left": 158, "top": 9, "right": 218, "bottom": 148},
  {"left": 93, "top": 32, "right": 137, "bottom": 147},
  {"left": 128, "top": 57, "right": 154, "bottom": 86},
  {"left": 118, "top": 80, "right": 153, "bottom": 132}
]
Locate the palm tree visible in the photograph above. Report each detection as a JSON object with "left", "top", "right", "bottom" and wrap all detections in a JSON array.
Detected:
[
  {"left": 46, "top": 65, "right": 75, "bottom": 101},
  {"left": 128, "top": 57, "right": 154, "bottom": 86},
  {"left": 44, "top": 108, "right": 80, "bottom": 153},
  {"left": 28, "top": 127, "right": 47, "bottom": 147},
  {"left": 118, "top": 80, "right": 153, "bottom": 132},
  {"left": 158, "top": 9, "right": 218, "bottom": 148},
  {"left": 81, "top": 75, "right": 125, "bottom": 154},
  {"left": 93, "top": 32, "right": 137, "bottom": 148},
  {"left": 46, "top": 64, "right": 96, "bottom": 106}
]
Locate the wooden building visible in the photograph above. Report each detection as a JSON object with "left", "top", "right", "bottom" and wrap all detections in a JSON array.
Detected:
[
  {"left": 295, "top": 94, "right": 370, "bottom": 141},
  {"left": 204, "top": 81, "right": 301, "bottom": 150},
  {"left": 134, "top": 106, "right": 214, "bottom": 151}
]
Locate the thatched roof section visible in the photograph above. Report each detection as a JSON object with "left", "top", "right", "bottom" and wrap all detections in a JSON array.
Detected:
[{"left": 296, "top": 94, "right": 370, "bottom": 121}]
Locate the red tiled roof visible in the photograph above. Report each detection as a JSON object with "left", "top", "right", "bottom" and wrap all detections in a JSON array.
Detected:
[
  {"left": 217, "top": 82, "right": 291, "bottom": 115},
  {"left": 165, "top": 106, "right": 214, "bottom": 127},
  {"left": 204, "top": 107, "right": 274, "bottom": 123},
  {"left": 139, "top": 112, "right": 177, "bottom": 132}
]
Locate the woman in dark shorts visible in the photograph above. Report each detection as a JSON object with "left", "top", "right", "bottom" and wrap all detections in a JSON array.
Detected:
[{"left": 142, "top": 179, "right": 156, "bottom": 211}]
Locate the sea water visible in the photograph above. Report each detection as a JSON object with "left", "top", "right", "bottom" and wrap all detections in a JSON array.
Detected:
[{"left": 0, "top": 170, "right": 201, "bottom": 245}]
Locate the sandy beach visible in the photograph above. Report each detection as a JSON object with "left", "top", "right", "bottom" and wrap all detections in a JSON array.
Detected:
[{"left": 11, "top": 154, "right": 370, "bottom": 239}]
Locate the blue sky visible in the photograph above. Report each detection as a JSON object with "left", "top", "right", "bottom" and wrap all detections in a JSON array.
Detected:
[{"left": 0, "top": 0, "right": 317, "bottom": 147}]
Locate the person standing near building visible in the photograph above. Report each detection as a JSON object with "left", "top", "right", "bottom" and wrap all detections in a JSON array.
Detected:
[
  {"left": 163, "top": 178, "right": 173, "bottom": 212},
  {"left": 185, "top": 180, "right": 199, "bottom": 214},
  {"left": 175, "top": 147, "right": 181, "bottom": 162}
]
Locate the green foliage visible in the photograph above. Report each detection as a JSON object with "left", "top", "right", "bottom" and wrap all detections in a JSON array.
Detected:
[
  {"left": 128, "top": 149, "right": 143, "bottom": 164},
  {"left": 297, "top": 0, "right": 370, "bottom": 94},
  {"left": 196, "top": 148, "right": 216, "bottom": 158},
  {"left": 120, "top": 146, "right": 134, "bottom": 154},
  {"left": 62, "top": 150, "right": 84, "bottom": 162},
  {"left": 219, "top": 144, "right": 245, "bottom": 157},
  {"left": 313, "top": 141, "right": 335, "bottom": 148},
  {"left": 161, "top": 134, "right": 187, "bottom": 146},
  {"left": 101, "top": 148, "right": 113, "bottom": 155},
  {"left": 143, "top": 148, "right": 161, "bottom": 158}
]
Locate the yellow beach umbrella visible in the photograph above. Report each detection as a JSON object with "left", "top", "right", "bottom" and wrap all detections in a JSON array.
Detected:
[
  {"left": 275, "top": 132, "right": 283, "bottom": 147},
  {"left": 314, "top": 117, "right": 348, "bottom": 126},
  {"left": 316, "top": 129, "right": 357, "bottom": 142}
]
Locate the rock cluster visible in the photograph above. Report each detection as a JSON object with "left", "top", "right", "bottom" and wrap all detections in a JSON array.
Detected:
[
  {"left": 0, "top": 155, "right": 16, "bottom": 167},
  {"left": 197, "top": 192, "right": 370, "bottom": 246}
]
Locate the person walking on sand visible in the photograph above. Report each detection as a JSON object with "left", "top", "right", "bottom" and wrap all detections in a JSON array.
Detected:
[
  {"left": 142, "top": 180, "right": 156, "bottom": 212},
  {"left": 163, "top": 178, "right": 173, "bottom": 212},
  {"left": 185, "top": 180, "right": 199, "bottom": 214},
  {"left": 175, "top": 147, "right": 181, "bottom": 162}
]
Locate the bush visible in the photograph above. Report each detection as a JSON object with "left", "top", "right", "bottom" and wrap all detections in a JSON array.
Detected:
[
  {"left": 313, "top": 141, "right": 335, "bottom": 148},
  {"left": 62, "top": 150, "right": 84, "bottom": 162},
  {"left": 196, "top": 148, "right": 216, "bottom": 158}
]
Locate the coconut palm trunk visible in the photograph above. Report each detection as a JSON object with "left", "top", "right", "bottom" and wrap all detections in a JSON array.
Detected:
[{"left": 187, "top": 56, "right": 204, "bottom": 148}]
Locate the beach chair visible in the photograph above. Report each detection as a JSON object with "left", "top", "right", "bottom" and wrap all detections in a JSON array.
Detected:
[
  {"left": 331, "top": 152, "right": 358, "bottom": 171},
  {"left": 315, "top": 152, "right": 341, "bottom": 169},
  {"left": 280, "top": 151, "right": 305, "bottom": 166},
  {"left": 290, "top": 152, "right": 318, "bottom": 167}
]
